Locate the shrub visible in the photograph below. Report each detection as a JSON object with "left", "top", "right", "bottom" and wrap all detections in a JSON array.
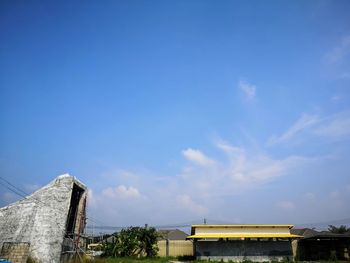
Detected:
[{"left": 104, "top": 226, "right": 159, "bottom": 258}]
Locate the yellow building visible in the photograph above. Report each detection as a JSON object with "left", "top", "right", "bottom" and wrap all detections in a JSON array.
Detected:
[{"left": 187, "top": 224, "right": 302, "bottom": 262}]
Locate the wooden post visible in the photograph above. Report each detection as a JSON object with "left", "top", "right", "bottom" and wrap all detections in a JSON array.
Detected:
[{"left": 166, "top": 239, "right": 169, "bottom": 257}]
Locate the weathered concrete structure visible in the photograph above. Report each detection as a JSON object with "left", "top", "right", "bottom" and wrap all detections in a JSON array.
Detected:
[
  {"left": 0, "top": 174, "right": 87, "bottom": 263},
  {"left": 0, "top": 242, "right": 30, "bottom": 263},
  {"left": 187, "top": 224, "right": 302, "bottom": 262}
]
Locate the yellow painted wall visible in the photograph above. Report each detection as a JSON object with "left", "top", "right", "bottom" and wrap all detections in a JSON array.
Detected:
[
  {"left": 291, "top": 239, "right": 298, "bottom": 260},
  {"left": 157, "top": 240, "right": 193, "bottom": 257},
  {"left": 195, "top": 227, "right": 291, "bottom": 235}
]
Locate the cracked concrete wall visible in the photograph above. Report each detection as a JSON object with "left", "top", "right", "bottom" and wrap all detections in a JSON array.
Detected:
[{"left": 0, "top": 174, "right": 87, "bottom": 263}]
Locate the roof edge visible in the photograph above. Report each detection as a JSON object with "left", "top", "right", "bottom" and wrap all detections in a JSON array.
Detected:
[
  {"left": 187, "top": 234, "right": 302, "bottom": 239},
  {"left": 191, "top": 224, "right": 294, "bottom": 228}
]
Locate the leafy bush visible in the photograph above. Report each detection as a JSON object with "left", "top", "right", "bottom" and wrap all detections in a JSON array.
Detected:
[
  {"left": 104, "top": 226, "right": 159, "bottom": 258},
  {"left": 328, "top": 224, "right": 350, "bottom": 234}
]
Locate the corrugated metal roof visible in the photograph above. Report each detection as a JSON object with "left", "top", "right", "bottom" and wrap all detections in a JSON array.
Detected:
[{"left": 187, "top": 233, "right": 302, "bottom": 239}]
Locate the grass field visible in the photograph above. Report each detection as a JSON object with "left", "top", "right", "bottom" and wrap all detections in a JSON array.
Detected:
[
  {"left": 102, "top": 257, "right": 177, "bottom": 263},
  {"left": 67, "top": 256, "right": 182, "bottom": 263},
  {"left": 66, "top": 257, "right": 347, "bottom": 263},
  {"left": 67, "top": 256, "right": 211, "bottom": 263}
]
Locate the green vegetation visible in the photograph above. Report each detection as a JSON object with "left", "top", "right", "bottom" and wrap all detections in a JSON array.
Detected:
[
  {"left": 327, "top": 224, "right": 350, "bottom": 234},
  {"left": 104, "top": 226, "right": 159, "bottom": 258},
  {"left": 64, "top": 257, "right": 175, "bottom": 263},
  {"left": 65, "top": 257, "right": 350, "bottom": 263},
  {"left": 103, "top": 257, "right": 175, "bottom": 263}
]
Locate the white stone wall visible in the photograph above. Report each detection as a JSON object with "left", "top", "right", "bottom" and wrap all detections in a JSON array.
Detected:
[{"left": 0, "top": 174, "right": 87, "bottom": 263}]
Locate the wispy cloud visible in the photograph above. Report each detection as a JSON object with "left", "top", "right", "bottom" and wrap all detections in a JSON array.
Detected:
[
  {"left": 269, "top": 111, "right": 350, "bottom": 145},
  {"left": 337, "top": 72, "right": 350, "bottom": 79},
  {"left": 331, "top": 95, "right": 341, "bottom": 102},
  {"left": 269, "top": 113, "right": 320, "bottom": 144},
  {"left": 87, "top": 189, "right": 97, "bottom": 208},
  {"left": 102, "top": 185, "right": 141, "bottom": 199},
  {"left": 304, "top": 192, "right": 316, "bottom": 200},
  {"left": 329, "top": 190, "right": 340, "bottom": 199},
  {"left": 86, "top": 139, "right": 315, "bottom": 225},
  {"left": 313, "top": 112, "right": 350, "bottom": 138},
  {"left": 176, "top": 194, "right": 208, "bottom": 215},
  {"left": 326, "top": 35, "right": 350, "bottom": 63},
  {"left": 182, "top": 148, "right": 216, "bottom": 166},
  {"left": 85, "top": 112, "right": 350, "bottom": 225},
  {"left": 215, "top": 139, "right": 242, "bottom": 154},
  {"left": 180, "top": 142, "right": 311, "bottom": 197},
  {"left": 239, "top": 80, "right": 256, "bottom": 99},
  {"left": 1, "top": 192, "right": 20, "bottom": 204},
  {"left": 23, "top": 184, "right": 41, "bottom": 193},
  {"left": 276, "top": 201, "right": 295, "bottom": 212}
]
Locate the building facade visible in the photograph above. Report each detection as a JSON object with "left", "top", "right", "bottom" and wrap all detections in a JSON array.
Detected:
[
  {"left": 187, "top": 224, "right": 301, "bottom": 262},
  {"left": 291, "top": 228, "right": 350, "bottom": 261}
]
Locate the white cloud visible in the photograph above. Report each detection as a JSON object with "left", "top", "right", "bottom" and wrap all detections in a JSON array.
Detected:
[
  {"left": 0, "top": 184, "right": 41, "bottom": 207},
  {"left": 23, "top": 184, "right": 41, "bottom": 193},
  {"left": 86, "top": 140, "right": 313, "bottom": 226},
  {"left": 180, "top": 142, "right": 311, "bottom": 196},
  {"left": 338, "top": 72, "right": 350, "bottom": 79},
  {"left": 269, "top": 111, "right": 350, "bottom": 145},
  {"left": 87, "top": 189, "right": 97, "bottom": 208},
  {"left": 176, "top": 194, "right": 208, "bottom": 215},
  {"left": 304, "top": 192, "right": 316, "bottom": 200},
  {"left": 269, "top": 113, "right": 320, "bottom": 144},
  {"left": 331, "top": 95, "right": 341, "bottom": 102},
  {"left": 313, "top": 112, "right": 350, "bottom": 138},
  {"left": 1, "top": 192, "right": 20, "bottom": 204},
  {"left": 215, "top": 139, "right": 241, "bottom": 154},
  {"left": 182, "top": 148, "right": 216, "bottom": 166},
  {"left": 86, "top": 185, "right": 148, "bottom": 225},
  {"left": 239, "top": 80, "right": 256, "bottom": 99},
  {"left": 326, "top": 35, "right": 350, "bottom": 63},
  {"left": 329, "top": 190, "right": 340, "bottom": 199},
  {"left": 325, "top": 36, "right": 350, "bottom": 80},
  {"left": 102, "top": 185, "right": 140, "bottom": 199},
  {"left": 85, "top": 134, "right": 348, "bottom": 226},
  {"left": 276, "top": 201, "right": 295, "bottom": 211}
]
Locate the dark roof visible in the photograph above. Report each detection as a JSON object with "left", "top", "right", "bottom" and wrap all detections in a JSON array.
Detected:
[
  {"left": 291, "top": 228, "right": 319, "bottom": 238},
  {"left": 291, "top": 228, "right": 350, "bottom": 240},
  {"left": 157, "top": 229, "right": 188, "bottom": 240}
]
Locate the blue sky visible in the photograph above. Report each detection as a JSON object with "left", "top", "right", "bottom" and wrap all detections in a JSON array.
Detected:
[{"left": 1, "top": 0, "right": 350, "bottom": 227}]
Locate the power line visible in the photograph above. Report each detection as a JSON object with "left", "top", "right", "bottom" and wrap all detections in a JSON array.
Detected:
[
  {"left": 0, "top": 177, "right": 31, "bottom": 197},
  {"left": 0, "top": 176, "right": 110, "bottom": 228},
  {"left": 0, "top": 176, "right": 93, "bottom": 256},
  {"left": 0, "top": 176, "right": 70, "bottom": 214},
  {"left": 0, "top": 177, "right": 84, "bottom": 231},
  {"left": 0, "top": 177, "right": 199, "bottom": 231},
  {"left": 0, "top": 179, "right": 28, "bottom": 200}
]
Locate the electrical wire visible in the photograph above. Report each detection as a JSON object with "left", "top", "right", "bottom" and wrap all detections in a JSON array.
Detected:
[{"left": 0, "top": 175, "right": 114, "bottom": 236}]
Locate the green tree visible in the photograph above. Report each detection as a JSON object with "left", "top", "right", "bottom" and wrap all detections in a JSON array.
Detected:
[
  {"left": 138, "top": 226, "right": 158, "bottom": 257},
  {"left": 327, "top": 225, "right": 350, "bottom": 234},
  {"left": 105, "top": 226, "right": 159, "bottom": 257}
]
